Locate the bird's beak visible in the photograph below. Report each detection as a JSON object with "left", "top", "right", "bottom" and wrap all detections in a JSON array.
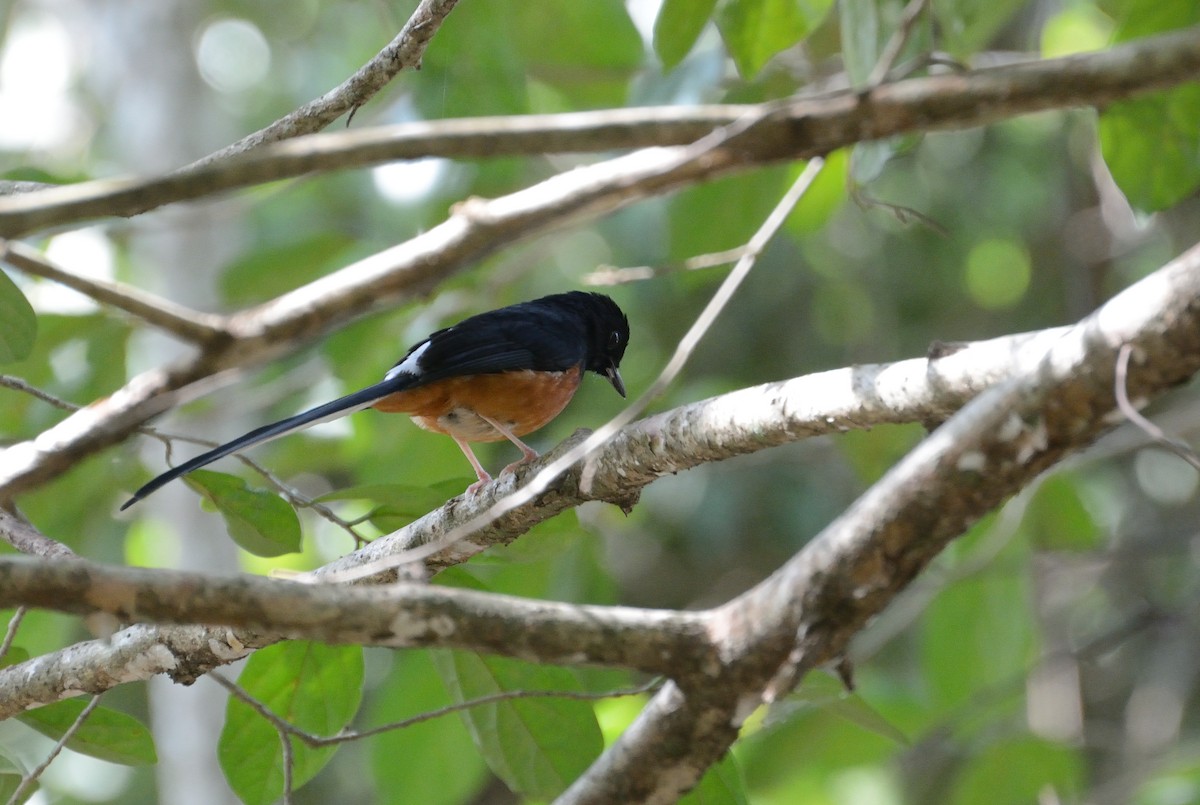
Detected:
[{"left": 605, "top": 365, "right": 626, "bottom": 397}]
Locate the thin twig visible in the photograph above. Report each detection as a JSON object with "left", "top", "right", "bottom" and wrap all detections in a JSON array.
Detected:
[
  {"left": 211, "top": 669, "right": 658, "bottom": 802},
  {"left": 188, "top": 0, "right": 461, "bottom": 169},
  {"left": 137, "top": 425, "right": 368, "bottom": 542},
  {"left": 8, "top": 30, "right": 1200, "bottom": 503},
  {"left": 234, "top": 459, "right": 369, "bottom": 545},
  {"left": 7, "top": 694, "right": 103, "bottom": 805},
  {"left": 583, "top": 247, "right": 749, "bottom": 286},
  {"left": 1114, "top": 343, "right": 1200, "bottom": 471},
  {"left": 0, "top": 376, "right": 77, "bottom": 412},
  {"left": 2, "top": 29, "right": 1198, "bottom": 238},
  {"left": 324, "top": 157, "right": 826, "bottom": 582},
  {"left": 0, "top": 508, "right": 76, "bottom": 559},
  {"left": 0, "top": 608, "right": 25, "bottom": 664},
  {"left": 1, "top": 240, "right": 225, "bottom": 344},
  {"left": 866, "top": 0, "right": 933, "bottom": 88},
  {"left": 211, "top": 671, "right": 661, "bottom": 748},
  {"left": 0, "top": 373, "right": 366, "bottom": 541},
  {"left": 345, "top": 677, "right": 663, "bottom": 744},
  {"left": 280, "top": 724, "right": 295, "bottom": 805},
  {"left": 849, "top": 184, "right": 950, "bottom": 235}
]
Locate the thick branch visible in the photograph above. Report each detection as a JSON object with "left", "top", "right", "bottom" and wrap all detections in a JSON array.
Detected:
[
  {"left": 0, "top": 273, "right": 1179, "bottom": 715},
  {"left": 0, "top": 558, "right": 706, "bottom": 710},
  {"left": 0, "top": 26, "right": 1196, "bottom": 237},
  {"left": 0, "top": 319, "right": 1078, "bottom": 707},
  {"left": 2, "top": 28, "right": 1197, "bottom": 502},
  {"left": 320, "top": 325, "right": 1071, "bottom": 579},
  {"left": 563, "top": 243, "right": 1200, "bottom": 803},
  {"left": 0, "top": 112, "right": 776, "bottom": 498}
]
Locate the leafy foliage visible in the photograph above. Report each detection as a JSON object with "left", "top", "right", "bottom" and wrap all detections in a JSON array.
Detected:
[
  {"left": 1097, "top": 0, "right": 1200, "bottom": 210},
  {"left": 715, "top": 0, "right": 832, "bottom": 78},
  {"left": 18, "top": 700, "right": 157, "bottom": 766},
  {"left": 0, "top": 748, "right": 32, "bottom": 804},
  {"left": 0, "top": 269, "right": 35, "bottom": 363},
  {"left": 218, "top": 642, "right": 363, "bottom": 804},
  {"left": 681, "top": 755, "right": 749, "bottom": 804},
  {"left": 1, "top": 0, "right": 1199, "bottom": 801},
  {"left": 186, "top": 470, "right": 302, "bottom": 556},
  {"left": 654, "top": 0, "right": 720, "bottom": 69},
  {"left": 431, "top": 649, "right": 604, "bottom": 799},
  {"left": 1100, "top": 85, "right": 1200, "bottom": 211}
]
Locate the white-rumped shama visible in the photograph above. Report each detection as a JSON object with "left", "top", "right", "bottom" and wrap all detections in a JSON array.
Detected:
[{"left": 121, "top": 291, "right": 629, "bottom": 509}]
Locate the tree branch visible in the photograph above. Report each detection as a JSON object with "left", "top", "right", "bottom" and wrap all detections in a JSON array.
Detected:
[
  {"left": 0, "top": 509, "right": 75, "bottom": 559},
  {"left": 319, "top": 324, "right": 1071, "bottom": 579},
  {"left": 2, "top": 28, "right": 1197, "bottom": 504},
  {"left": 0, "top": 557, "right": 705, "bottom": 720},
  {"left": 0, "top": 241, "right": 226, "bottom": 344},
  {"left": 0, "top": 558, "right": 709, "bottom": 671},
  {"left": 0, "top": 105, "right": 784, "bottom": 499},
  {"left": 0, "top": 320, "right": 1077, "bottom": 708},
  {"left": 0, "top": 232, "right": 1196, "bottom": 719},
  {"left": 0, "top": 25, "right": 1197, "bottom": 237},
  {"left": 562, "top": 241, "right": 1200, "bottom": 803},
  {"left": 187, "top": 0, "right": 460, "bottom": 169}
]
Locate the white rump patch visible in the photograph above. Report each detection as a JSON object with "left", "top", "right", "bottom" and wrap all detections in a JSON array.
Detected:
[{"left": 385, "top": 340, "right": 430, "bottom": 381}]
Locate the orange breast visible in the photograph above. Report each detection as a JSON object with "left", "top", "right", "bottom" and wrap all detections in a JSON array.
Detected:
[{"left": 372, "top": 367, "right": 584, "bottom": 442}]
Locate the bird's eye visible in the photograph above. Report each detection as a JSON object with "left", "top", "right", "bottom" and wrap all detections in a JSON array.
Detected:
[{"left": 609, "top": 330, "right": 622, "bottom": 347}]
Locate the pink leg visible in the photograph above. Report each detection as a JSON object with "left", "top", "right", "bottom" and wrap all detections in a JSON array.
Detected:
[
  {"left": 478, "top": 414, "right": 539, "bottom": 477},
  {"left": 452, "top": 436, "right": 493, "bottom": 494}
]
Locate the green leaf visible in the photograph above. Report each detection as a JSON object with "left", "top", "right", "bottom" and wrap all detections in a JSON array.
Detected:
[
  {"left": 1024, "top": 475, "right": 1100, "bottom": 551},
  {"left": 779, "top": 671, "right": 908, "bottom": 745},
  {"left": 715, "top": 0, "right": 832, "bottom": 78},
  {"left": 1134, "top": 758, "right": 1200, "bottom": 805},
  {"left": 0, "top": 747, "right": 32, "bottom": 803},
  {"left": 1096, "top": 0, "right": 1200, "bottom": 212},
  {"left": 840, "top": 0, "right": 882, "bottom": 87},
  {"left": 948, "top": 736, "right": 1082, "bottom": 805},
  {"left": 416, "top": 0, "right": 529, "bottom": 118},
  {"left": 0, "top": 646, "right": 30, "bottom": 668},
  {"left": 934, "top": 0, "right": 1030, "bottom": 58},
  {"left": 367, "top": 651, "right": 489, "bottom": 805},
  {"left": 18, "top": 699, "right": 157, "bottom": 766},
  {"left": 654, "top": 0, "right": 719, "bottom": 69},
  {"left": 0, "top": 269, "right": 36, "bottom": 363},
  {"left": 511, "top": 1, "right": 643, "bottom": 106},
  {"left": 680, "top": 754, "right": 749, "bottom": 804},
  {"left": 851, "top": 139, "right": 901, "bottom": 185},
  {"left": 514, "top": 1, "right": 643, "bottom": 72},
  {"left": 1110, "top": 0, "right": 1200, "bottom": 43},
  {"left": 1100, "top": 84, "right": 1200, "bottom": 212},
  {"left": 785, "top": 151, "right": 849, "bottom": 235},
  {"left": 437, "top": 510, "right": 618, "bottom": 605},
  {"left": 431, "top": 648, "right": 603, "bottom": 799},
  {"left": 1040, "top": 5, "right": 1113, "bottom": 57},
  {"left": 219, "top": 641, "right": 364, "bottom": 805},
  {"left": 185, "top": 470, "right": 302, "bottom": 556},
  {"left": 921, "top": 554, "right": 1034, "bottom": 714},
  {"left": 220, "top": 233, "right": 353, "bottom": 306},
  {"left": 669, "top": 169, "right": 789, "bottom": 257},
  {"left": 0, "top": 314, "right": 129, "bottom": 442},
  {"left": 317, "top": 479, "right": 470, "bottom": 531}
]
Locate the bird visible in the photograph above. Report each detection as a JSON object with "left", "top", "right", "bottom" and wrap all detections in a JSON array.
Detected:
[{"left": 120, "top": 292, "right": 630, "bottom": 510}]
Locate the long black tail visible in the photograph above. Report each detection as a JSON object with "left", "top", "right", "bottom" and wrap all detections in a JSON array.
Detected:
[{"left": 120, "top": 376, "right": 409, "bottom": 510}]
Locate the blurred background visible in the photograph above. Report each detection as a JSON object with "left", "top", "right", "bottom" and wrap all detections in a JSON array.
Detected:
[{"left": 2, "top": 0, "right": 1200, "bottom": 802}]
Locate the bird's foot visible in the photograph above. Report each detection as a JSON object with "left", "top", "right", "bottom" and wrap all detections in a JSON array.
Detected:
[
  {"left": 465, "top": 473, "right": 492, "bottom": 495},
  {"left": 498, "top": 451, "right": 539, "bottom": 480}
]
